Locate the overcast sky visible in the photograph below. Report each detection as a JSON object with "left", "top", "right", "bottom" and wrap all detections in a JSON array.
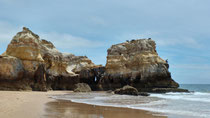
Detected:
[{"left": 0, "top": 0, "right": 210, "bottom": 84}]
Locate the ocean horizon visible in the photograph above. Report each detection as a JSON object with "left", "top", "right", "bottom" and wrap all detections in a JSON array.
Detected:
[{"left": 180, "top": 84, "right": 210, "bottom": 92}]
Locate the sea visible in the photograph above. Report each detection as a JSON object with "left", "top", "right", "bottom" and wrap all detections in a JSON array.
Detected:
[{"left": 52, "top": 84, "right": 210, "bottom": 118}]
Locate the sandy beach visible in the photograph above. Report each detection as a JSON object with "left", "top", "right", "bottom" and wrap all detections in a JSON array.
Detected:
[
  {"left": 0, "top": 91, "right": 67, "bottom": 118},
  {"left": 0, "top": 91, "right": 166, "bottom": 118}
]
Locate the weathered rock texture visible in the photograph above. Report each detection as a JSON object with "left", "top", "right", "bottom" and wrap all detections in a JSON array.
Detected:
[
  {"left": 97, "top": 39, "right": 180, "bottom": 92},
  {"left": 0, "top": 27, "right": 100, "bottom": 91},
  {"left": 114, "top": 85, "right": 138, "bottom": 96},
  {"left": 0, "top": 28, "right": 186, "bottom": 92},
  {"left": 73, "top": 83, "right": 92, "bottom": 92}
]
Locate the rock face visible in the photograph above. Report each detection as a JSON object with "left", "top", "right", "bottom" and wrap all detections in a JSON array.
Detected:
[
  {"left": 6, "top": 27, "right": 44, "bottom": 62},
  {"left": 73, "top": 83, "right": 92, "bottom": 92},
  {"left": 97, "top": 39, "right": 179, "bottom": 92},
  {"left": 0, "top": 28, "right": 185, "bottom": 92},
  {"left": 0, "top": 27, "right": 100, "bottom": 91},
  {"left": 114, "top": 85, "right": 138, "bottom": 96}
]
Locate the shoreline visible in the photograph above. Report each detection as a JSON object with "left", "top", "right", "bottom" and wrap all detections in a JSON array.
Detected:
[
  {"left": 44, "top": 99, "right": 166, "bottom": 118},
  {"left": 0, "top": 91, "right": 166, "bottom": 118}
]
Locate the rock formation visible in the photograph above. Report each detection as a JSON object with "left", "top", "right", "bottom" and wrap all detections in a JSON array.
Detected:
[
  {"left": 0, "top": 28, "right": 187, "bottom": 93},
  {"left": 97, "top": 39, "right": 182, "bottom": 92},
  {"left": 114, "top": 85, "right": 138, "bottom": 96},
  {"left": 0, "top": 27, "right": 100, "bottom": 91},
  {"left": 114, "top": 85, "right": 150, "bottom": 96},
  {"left": 73, "top": 83, "right": 92, "bottom": 92}
]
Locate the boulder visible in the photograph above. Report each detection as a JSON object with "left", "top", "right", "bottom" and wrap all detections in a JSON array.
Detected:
[
  {"left": 0, "top": 56, "right": 27, "bottom": 90},
  {"left": 114, "top": 85, "right": 138, "bottom": 96},
  {"left": 97, "top": 39, "right": 179, "bottom": 91},
  {"left": 73, "top": 83, "right": 92, "bottom": 92}
]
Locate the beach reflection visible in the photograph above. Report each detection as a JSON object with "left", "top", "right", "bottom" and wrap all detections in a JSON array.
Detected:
[{"left": 44, "top": 100, "right": 166, "bottom": 118}]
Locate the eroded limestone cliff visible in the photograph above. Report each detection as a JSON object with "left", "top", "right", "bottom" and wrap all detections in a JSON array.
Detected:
[
  {"left": 0, "top": 27, "right": 99, "bottom": 90},
  {"left": 97, "top": 39, "right": 180, "bottom": 92},
  {"left": 0, "top": 28, "right": 185, "bottom": 92}
]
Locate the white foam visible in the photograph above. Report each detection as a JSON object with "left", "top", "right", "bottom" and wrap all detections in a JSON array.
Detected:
[
  {"left": 150, "top": 92, "right": 210, "bottom": 103},
  {"left": 131, "top": 107, "right": 210, "bottom": 118},
  {"left": 131, "top": 100, "right": 166, "bottom": 106},
  {"left": 165, "top": 92, "right": 193, "bottom": 95},
  {"left": 51, "top": 92, "right": 210, "bottom": 118},
  {"left": 65, "top": 98, "right": 210, "bottom": 118},
  {"left": 193, "top": 92, "right": 210, "bottom": 95}
]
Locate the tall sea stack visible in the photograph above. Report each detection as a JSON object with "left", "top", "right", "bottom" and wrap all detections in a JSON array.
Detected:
[{"left": 97, "top": 39, "right": 183, "bottom": 92}]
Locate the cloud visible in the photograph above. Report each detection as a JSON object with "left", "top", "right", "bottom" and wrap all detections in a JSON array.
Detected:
[
  {"left": 0, "top": 21, "right": 21, "bottom": 42},
  {"left": 0, "top": 21, "right": 22, "bottom": 53},
  {"left": 154, "top": 37, "right": 203, "bottom": 49},
  {"left": 39, "top": 32, "right": 103, "bottom": 50},
  {"left": 0, "top": 21, "right": 103, "bottom": 55},
  {"left": 0, "top": 0, "right": 210, "bottom": 84},
  {"left": 117, "top": 31, "right": 204, "bottom": 49},
  {"left": 171, "top": 64, "right": 210, "bottom": 84},
  {"left": 89, "top": 16, "right": 107, "bottom": 26}
]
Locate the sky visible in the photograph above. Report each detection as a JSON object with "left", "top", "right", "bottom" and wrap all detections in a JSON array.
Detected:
[{"left": 0, "top": 0, "right": 210, "bottom": 84}]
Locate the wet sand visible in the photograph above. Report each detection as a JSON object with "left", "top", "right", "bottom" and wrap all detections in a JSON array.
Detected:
[
  {"left": 44, "top": 100, "right": 167, "bottom": 118},
  {"left": 0, "top": 91, "right": 166, "bottom": 118}
]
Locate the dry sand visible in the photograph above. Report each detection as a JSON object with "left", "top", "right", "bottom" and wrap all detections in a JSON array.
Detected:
[
  {"left": 0, "top": 91, "right": 167, "bottom": 118},
  {"left": 0, "top": 91, "right": 68, "bottom": 118}
]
